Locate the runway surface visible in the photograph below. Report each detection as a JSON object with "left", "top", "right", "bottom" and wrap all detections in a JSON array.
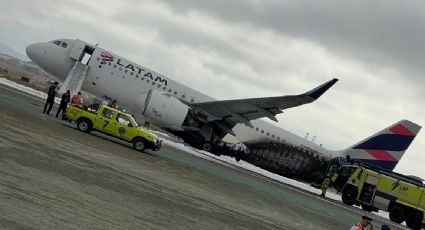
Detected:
[{"left": 0, "top": 84, "right": 406, "bottom": 229}]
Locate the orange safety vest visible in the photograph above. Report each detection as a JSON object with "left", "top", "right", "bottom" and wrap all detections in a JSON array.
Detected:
[
  {"left": 355, "top": 224, "right": 365, "bottom": 230},
  {"left": 71, "top": 95, "right": 82, "bottom": 106}
]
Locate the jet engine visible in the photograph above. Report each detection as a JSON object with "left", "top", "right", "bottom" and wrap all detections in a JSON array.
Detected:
[{"left": 136, "top": 89, "right": 189, "bottom": 131}]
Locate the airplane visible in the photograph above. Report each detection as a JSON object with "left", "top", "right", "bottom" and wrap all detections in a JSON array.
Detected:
[{"left": 26, "top": 39, "right": 421, "bottom": 180}]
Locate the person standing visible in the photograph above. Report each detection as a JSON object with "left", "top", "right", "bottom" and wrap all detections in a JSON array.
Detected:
[
  {"left": 71, "top": 91, "right": 83, "bottom": 107},
  {"left": 350, "top": 215, "right": 374, "bottom": 230},
  {"left": 43, "top": 81, "right": 58, "bottom": 115},
  {"left": 56, "top": 90, "right": 71, "bottom": 119},
  {"left": 320, "top": 174, "right": 332, "bottom": 197}
]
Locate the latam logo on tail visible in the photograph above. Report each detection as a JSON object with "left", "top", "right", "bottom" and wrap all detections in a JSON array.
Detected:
[{"left": 344, "top": 120, "right": 421, "bottom": 171}]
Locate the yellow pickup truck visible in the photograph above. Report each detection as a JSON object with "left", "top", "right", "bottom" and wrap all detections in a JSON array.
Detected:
[{"left": 66, "top": 104, "right": 161, "bottom": 152}]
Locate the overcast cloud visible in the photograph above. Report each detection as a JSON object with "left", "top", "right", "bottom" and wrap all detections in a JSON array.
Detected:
[{"left": 0, "top": 0, "right": 424, "bottom": 177}]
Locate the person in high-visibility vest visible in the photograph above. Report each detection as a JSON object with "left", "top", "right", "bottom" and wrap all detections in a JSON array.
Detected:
[
  {"left": 350, "top": 215, "right": 374, "bottom": 230},
  {"left": 71, "top": 91, "right": 83, "bottom": 107},
  {"left": 320, "top": 174, "right": 332, "bottom": 196}
]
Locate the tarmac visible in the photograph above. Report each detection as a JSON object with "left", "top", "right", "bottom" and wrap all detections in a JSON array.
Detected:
[{"left": 0, "top": 84, "right": 407, "bottom": 230}]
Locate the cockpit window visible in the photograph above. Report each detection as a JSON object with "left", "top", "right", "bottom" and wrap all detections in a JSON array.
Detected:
[
  {"left": 49, "top": 40, "right": 67, "bottom": 48},
  {"left": 51, "top": 40, "right": 61, "bottom": 46}
]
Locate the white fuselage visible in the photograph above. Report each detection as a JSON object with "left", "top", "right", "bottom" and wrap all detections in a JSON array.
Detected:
[{"left": 83, "top": 46, "right": 335, "bottom": 158}]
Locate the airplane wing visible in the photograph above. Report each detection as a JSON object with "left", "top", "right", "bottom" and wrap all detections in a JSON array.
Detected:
[{"left": 189, "top": 78, "right": 338, "bottom": 129}]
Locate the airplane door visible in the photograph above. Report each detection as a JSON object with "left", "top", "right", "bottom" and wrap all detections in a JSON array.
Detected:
[{"left": 68, "top": 39, "right": 86, "bottom": 61}]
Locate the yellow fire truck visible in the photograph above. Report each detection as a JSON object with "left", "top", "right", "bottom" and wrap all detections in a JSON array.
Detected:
[{"left": 331, "top": 165, "right": 425, "bottom": 229}]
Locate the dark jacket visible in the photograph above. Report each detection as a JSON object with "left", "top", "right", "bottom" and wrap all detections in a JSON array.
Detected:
[
  {"left": 47, "top": 85, "right": 57, "bottom": 101},
  {"left": 60, "top": 92, "right": 71, "bottom": 105}
]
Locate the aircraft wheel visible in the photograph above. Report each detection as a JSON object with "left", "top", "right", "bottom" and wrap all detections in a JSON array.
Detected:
[
  {"left": 389, "top": 205, "right": 404, "bottom": 224},
  {"left": 406, "top": 210, "right": 422, "bottom": 229},
  {"left": 77, "top": 119, "right": 92, "bottom": 133},
  {"left": 133, "top": 138, "right": 146, "bottom": 152}
]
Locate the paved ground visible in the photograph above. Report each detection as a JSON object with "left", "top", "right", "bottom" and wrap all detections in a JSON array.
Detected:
[{"left": 0, "top": 84, "right": 407, "bottom": 230}]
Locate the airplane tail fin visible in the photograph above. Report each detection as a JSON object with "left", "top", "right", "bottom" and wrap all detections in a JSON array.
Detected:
[{"left": 342, "top": 120, "right": 421, "bottom": 171}]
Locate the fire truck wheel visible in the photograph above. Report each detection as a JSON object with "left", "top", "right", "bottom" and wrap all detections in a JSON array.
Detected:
[
  {"left": 341, "top": 186, "right": 357, "bottom": 206},
  {"left": 361, "top": 204, "right": 373, "bottom": 212},
  {"left": 389, "top": 205, "right": 404, "bottom": 224},
  {"left": 202, "top": 142, "right": 212, "bottom": 152},
  {"left": 406, "top": 211, "right": 422, "bottom": 230}
]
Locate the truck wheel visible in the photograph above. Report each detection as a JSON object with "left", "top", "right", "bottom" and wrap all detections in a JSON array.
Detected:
[
  {"left": 389, "top": 205, "right": 404, "bottom": 224},
  {"left": 361, "top": 204, "right": 374, "bottom": 212},
  {"left": 133, "top": 138, "right": 145, "bottom": 152},
  {"left": 341, "top": 186, "right": 357, "bottom": 206},
  {"left": 202, "top": 142, "right": 212, "bottom": 152},
  {"left": 77, "top": 119, "right": 92, "bottom": 133},
  {"left": 406, "top": 211, "right": 422, "bottom": 230}
]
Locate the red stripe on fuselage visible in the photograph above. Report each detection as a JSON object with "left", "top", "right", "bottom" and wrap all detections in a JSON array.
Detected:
[
  {"left": 389, "top": 124, "right": 415, "bottom": 136},
  {"left": 366, "top": 150, "right": 398, "bottom": 161}
]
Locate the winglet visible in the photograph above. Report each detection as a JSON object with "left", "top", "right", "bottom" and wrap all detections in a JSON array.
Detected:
[{"left": 305, "top": 78, "right": 339, "bottom": 100}]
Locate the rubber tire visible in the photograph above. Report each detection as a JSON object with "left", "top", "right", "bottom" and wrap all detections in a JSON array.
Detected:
[
  {"left": 389, "top": 205, "right": 404, "bottom": 224},
  {"left": 341, "top": 186, "right": 357, "bottom": 206},
  {"left": 202, "top": 142, "right": 212, "bottom": 152},
  {"left": 406, "top": 211, "right": 422, "bottom": 230},
  {"left": 361, "top": 204, "right": 374, "bottom": 212},
  {"left": 133, "top": 138, "right": 145, "bottom": 152},
  {"left": 77, "top": 119, "right": 92, "bottom": 133}
]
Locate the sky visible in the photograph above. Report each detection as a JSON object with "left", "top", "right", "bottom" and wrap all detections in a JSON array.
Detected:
[{"left": 0, "top": 0, "right": 424, "bottom": 178}]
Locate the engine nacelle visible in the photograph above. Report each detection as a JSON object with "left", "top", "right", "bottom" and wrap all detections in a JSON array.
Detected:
[{"left": 136, "top": 89, "right": 189, "bottom": 130}]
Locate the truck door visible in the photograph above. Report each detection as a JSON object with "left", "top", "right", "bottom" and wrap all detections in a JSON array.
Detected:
[
  {"left": 94, "top": 107, "right": 115, "bottom": 132},
  {"left": 112, "top": 113, "right": 134, "bottom": 141},
  {"left": 360, "top": 175, "right": 379, "bottom": 205},
  {"left": 333, "top": 166, "right": 357, "bottom": 191}
]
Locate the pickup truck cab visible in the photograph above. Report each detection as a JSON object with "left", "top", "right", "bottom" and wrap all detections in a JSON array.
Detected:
[{"left": 66, "top": 104, "right": 161, "bottom": 152}]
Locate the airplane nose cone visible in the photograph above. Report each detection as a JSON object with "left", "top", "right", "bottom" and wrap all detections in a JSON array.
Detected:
[{"left": 26, "top": 43, "right": 44, "bottom": 64}]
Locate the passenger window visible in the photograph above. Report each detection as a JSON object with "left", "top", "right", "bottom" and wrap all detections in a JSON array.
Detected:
[
  {"left": 102, "top": 108, "right": 114, "bottom": 119},
  {"left": 61, "top": 42, "right": 68, "bottom": 48},
  {"left": 117, "top": 114, "right": 131, "bottom": 126}
]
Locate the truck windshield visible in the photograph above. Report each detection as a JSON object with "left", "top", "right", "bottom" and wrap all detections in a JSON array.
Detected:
[{"left": 339, "top": 166, "right": 357, "bottom": 177}]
